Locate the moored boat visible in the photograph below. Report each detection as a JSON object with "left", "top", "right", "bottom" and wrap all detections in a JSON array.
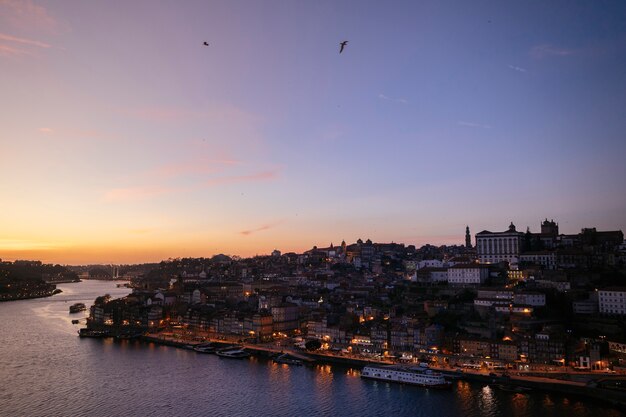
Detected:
[
  {"left": 216, "top": 348, "right": 250, "bottom": 359},
  {"left": 273, "top": 353, "right": 303, "bottom": 366},
  {"left": 194, "top": 343, "right": 217, "bottom": 354},
  {"left": 69, "top": 303, "right": 86, "bottom": 313},
  {"left": 361, "top": 365, "right": 452, "bottom": 389},
  {"left": 78, "top": 328, "right": 110, "bottom": 338}
]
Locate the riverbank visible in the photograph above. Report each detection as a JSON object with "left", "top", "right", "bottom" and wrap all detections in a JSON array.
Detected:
[
  {"left": 44, "top": 279, "right": 81, "bottom": 284},
  {"left": 0, "top": 288, "right": 61, "bottom": 302},
  {"left": 137, "top": 332, "right": 626, "bottom": 410}
]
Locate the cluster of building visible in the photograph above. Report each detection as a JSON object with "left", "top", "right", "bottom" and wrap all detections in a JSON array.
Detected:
[
  {"left": 0, "top": 260, "right": 73, "bottom": 301},
  {"left": 86, "top": 219, "right": 626, "bottom": 371}
]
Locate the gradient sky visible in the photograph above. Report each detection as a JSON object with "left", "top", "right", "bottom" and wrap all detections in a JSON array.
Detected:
[{"left": 1, "top": 1, "right": 625, "bottom": 264}]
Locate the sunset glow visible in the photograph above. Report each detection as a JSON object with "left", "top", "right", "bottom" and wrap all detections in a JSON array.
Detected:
[{"left": 1, "top": 1, "right": 625, "bottom": 264}]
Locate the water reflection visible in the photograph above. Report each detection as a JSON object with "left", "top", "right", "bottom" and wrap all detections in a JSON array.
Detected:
[
  {"left": 478, "top": 385, "right": 497, "bottom": 417},
  {"left": 1, "top": 281, "right": 624, "bottom": 417},
  {"left": 510, "top": 392, "right": 529, "bottom": 417}
]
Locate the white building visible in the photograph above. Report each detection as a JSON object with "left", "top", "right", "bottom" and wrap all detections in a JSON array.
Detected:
[
  {"left": 447, "top": 264, "right": 489, "bottom": 285},
  {"left": 416, "top": 259, "right": 445, "bottom": 270},
  {"left": 476, "top": 222, "right": 524, "bottom": 264},
  {"left": 519, "top": 252, "right": 557, "bottom": 270},
  {"left": 513, "top": 292, "right": 546, "bottom": 307},
  {"left": 474, "top": 298, "right": 510, "bottom": 308},
  {"left": 599, "top": 288, "right": 626, "bottom": 315}
]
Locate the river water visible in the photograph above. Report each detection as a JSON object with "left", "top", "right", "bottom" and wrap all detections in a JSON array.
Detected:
[{"left": 0, "top": 280, "right": 622, "bottom": 417}]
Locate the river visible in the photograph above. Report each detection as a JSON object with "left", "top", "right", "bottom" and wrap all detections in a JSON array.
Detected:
[{"left": 0, "top": 280, "right": 622, "bottom": 417}]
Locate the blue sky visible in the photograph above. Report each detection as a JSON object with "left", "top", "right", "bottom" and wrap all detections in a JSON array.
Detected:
[{"left": 1, "top": 0, "right": 625, "bottom": 263}]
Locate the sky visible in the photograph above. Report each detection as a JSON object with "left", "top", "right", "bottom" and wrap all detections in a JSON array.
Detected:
[{"left": 1, "top": 0, "right": 625, "bottom": 264}]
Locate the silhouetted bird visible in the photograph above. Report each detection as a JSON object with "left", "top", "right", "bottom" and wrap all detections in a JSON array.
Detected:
[
  {"left": 203, "top": 42, "right": 209, "bottom": 46},
  {"left": 339, "top": 41, "right": 348, "bottom": 53}
]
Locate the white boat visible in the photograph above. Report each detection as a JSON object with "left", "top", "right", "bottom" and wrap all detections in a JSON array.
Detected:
[
  {"left": 361, "top": 365, "right": 452, "bottom": 389},
  {"left": 193, "top": 344, "right": 216, "bottom": 354},
  {"left": 216, "top": 348, "right": 250, "bottom": 359}
]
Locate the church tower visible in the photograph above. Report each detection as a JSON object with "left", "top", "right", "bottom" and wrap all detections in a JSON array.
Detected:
[{"left": 465, "top": 226, "right": 472, "bottom": 248}]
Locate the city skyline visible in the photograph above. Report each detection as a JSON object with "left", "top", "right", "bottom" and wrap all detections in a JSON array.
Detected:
[{"left": 2, "top": 1, "right": 625, "bottom": 264}]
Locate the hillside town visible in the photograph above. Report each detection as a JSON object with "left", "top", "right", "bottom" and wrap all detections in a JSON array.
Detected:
[{"left": 80, "top": 219, "right": 626, "bottom": 373}]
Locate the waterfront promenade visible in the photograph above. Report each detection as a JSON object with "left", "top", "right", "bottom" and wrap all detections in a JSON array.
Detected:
[{"left": 139, "top": 330, "right": 626, "bottom": 409}]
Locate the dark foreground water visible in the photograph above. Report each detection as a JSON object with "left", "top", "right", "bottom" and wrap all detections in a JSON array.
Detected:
[{"left": 0, "top": 280, "right": 623, "bottom": 417}]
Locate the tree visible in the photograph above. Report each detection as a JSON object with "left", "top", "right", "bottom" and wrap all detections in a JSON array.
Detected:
[{"left": 305, "top": 339, "right": 322, "bottom": 351}]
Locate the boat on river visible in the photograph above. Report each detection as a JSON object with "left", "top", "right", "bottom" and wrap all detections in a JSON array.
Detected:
[
  {"left": 216, "top": 348, "right": 250, "bottom": 359},
  {"left": 78, "top": 328, "right": 110, "bottom": 338},
  {"left": 193, "top": 343, "right": 217, "bottom": 354},
  {"left": 361, "top": 364, "right": 452, "bottom": 389},
  {"left": 273, "top": 353, "right": 303, "bottom": 366},
  {"left": 69, "top": 303, "right": 86, "bottom": 313}
]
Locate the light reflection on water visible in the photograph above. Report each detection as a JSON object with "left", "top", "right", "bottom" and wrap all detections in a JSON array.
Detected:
[
  {"left": 479, "top": 385, "right": 495, "bottom": 415},
  {"left": 0, "top": 280, "right": 624, "bottom": 417}
]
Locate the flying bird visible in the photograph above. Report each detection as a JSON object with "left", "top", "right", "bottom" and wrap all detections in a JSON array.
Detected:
[
  {"left": 203, "top": 41, "right": 209, "bottom": 46},
  {"left": 339, "top": 41, "right": 348, "bottom": 53}
]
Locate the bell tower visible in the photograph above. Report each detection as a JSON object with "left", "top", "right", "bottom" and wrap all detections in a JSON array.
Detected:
[{"left": 465, "top": 226, "right": 472, "bottom": 248}]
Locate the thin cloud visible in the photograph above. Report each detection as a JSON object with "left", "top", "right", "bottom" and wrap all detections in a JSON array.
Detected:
[
  {"left": 0, "top": 239, "right": 64, "bottom": 251},
  {"left": 102, "top": 186, "right": 176, "bottom": 202},
  {"left": 0, "top": 43, "right": 31, "bottom": 56},
  {"left": 154, "top": 158, "right": 240, "bottom": 179},
  {"left": 205, "top": 170, "right": 279, "bottom": 187},
  {"left": 103, "top": 168, "right": 278, "bottom": 202},
  {"left": 0, "top": 33, "right": 51, "bottom": 48},
  {"left": 240, "top": 220, "right": 284, "bottom": 236},
  {"left": 530, "top": 44, "right": 575, "bottom": 59},
  {"left": 38, "top": 127, "right": 53, "bottom": 133},
  {"left": 458, "top": 121, "right": 492, "bottom": 129},
  {"left": 508, "top": 64, "right": 527, "bottom": 73},
  {"left": 0, "top": 0, "right": 61, "bottom": 33},
  {"left": 378, "top": 93, "right": 408, "bottom": 104}
]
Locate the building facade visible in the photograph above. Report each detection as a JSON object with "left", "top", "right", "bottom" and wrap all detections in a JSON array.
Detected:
[
  {"left": 476, "top": 223, "right": 524, "bottom": 264},
  {"left": 447, "top": 264, "right": 490, "bottom": 285},
  {"left": 599, "top": 288, "right": 626, "bottom": 316}
]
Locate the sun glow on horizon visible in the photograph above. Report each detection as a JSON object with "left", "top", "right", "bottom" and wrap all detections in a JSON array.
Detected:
[{"left": 1, "top": 1, "right": 625, "bottom": 265}]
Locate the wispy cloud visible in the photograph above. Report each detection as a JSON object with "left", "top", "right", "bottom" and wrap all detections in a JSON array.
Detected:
[
  {"left": 102, "top": 186, "right": 176, "bottom": 202},
  {"left": 0, "top": 1, "right": 61, "bottom": 33},
  {"left": 0, "top": 238, "right": 64, "bottom": 251},
  {"left": 121, "top": 105, "right": 262, "bottom": 125},
  {"left": 120, "top": 105, "right": 266, "bottom": 152},
  {"left": 378, "top": 93, "right": 408, "bottom": 104},
  {"left": 0, "top": 32, "right": 59, "bottom": 58},
  {"left": 205, "top": 170, "right": 279, "bottom": 187},
  {"left": 240, "top": 220, "right": 284, "bottom": 236},
  {"left": 508, "top": 64, "right": 527, "bottom": 73},
  {"left": 0, "top": 33, "right": 51, "bottom": 48},
  {"left": 458, "top": 121, "right": 492, "bottom": 129},
  {"left": 154, "top": 158, "right": 240, "bottom": 179},
  {"left": 38, "top": 127, "right": 53, "bottom": 133},
  {"left": 103, "top": 169, "right": 279, "bottom": 202},
  {"left": 0, "top": 43, "right": 32, "bottom": 57},
  {"left": 530, "top": 44, "right": 575, "bottom": 59}
]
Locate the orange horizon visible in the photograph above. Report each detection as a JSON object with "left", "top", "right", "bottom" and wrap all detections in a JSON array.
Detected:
[{"left": 0, "top": 235, "right": 465, "bottom": 265}]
